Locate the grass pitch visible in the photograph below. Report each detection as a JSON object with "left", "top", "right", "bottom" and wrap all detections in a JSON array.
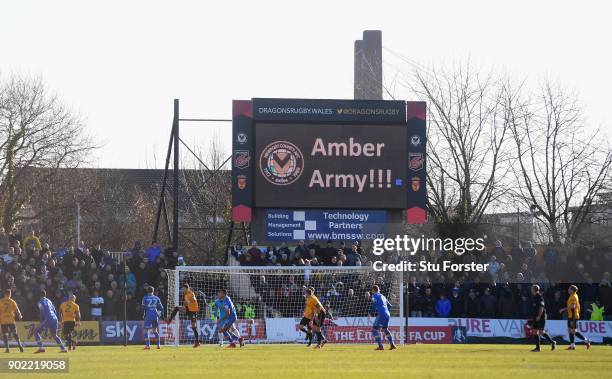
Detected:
[{"left": 3, "top": 344, "right": 612, "bottom": 379}]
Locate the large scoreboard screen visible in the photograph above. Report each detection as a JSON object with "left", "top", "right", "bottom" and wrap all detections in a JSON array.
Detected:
[{"left": 231, "top": 98, "right": 427, "bottom": 241}]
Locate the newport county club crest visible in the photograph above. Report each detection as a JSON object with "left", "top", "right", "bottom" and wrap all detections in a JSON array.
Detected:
[
  {"left": 237, "top": 175, "right": 247, "bottom": 190},
  {"left": 260, "top": 141, "right": 304, "bottom": 185}
]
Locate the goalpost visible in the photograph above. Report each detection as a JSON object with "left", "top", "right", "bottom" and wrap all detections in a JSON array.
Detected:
[{"left": 164, "top": 266, "right": 404, "bottom": 346}]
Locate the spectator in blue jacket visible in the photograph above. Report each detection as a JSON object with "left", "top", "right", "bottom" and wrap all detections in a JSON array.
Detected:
[
  {"left": 435, "top": 293, "right": 451, "bottom": 317},
  {"left": 146, "top": 242, "right": 162, "bottom": 264}
]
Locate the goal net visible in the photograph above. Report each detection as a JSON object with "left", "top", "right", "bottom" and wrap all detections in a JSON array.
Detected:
[{"left": 163, "top": 266, "right": 404, "bottom": 345}]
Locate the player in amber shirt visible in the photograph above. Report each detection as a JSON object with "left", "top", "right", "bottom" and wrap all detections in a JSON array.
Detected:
[
  {"left": 299, "top": 287, "right": 326, "bottom": 347},
  {"left": 59, "top": 294, "right": 81, "bottom": 351},
  {"left": 0, "top": 289, "right": 24, "bottom": 353},
  {"left": 310, "top": 288, "right": 329, "bottom": 349},
  {"left": 167, "top": 283, "right": 201, "bottom": 347},
  {"left": 559, "top": 285, "right": 591, "bottom": 350}
]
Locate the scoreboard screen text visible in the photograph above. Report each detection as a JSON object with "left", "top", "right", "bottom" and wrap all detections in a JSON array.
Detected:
[{"left": 255, "top": 123, "right": 407, "bottom": 208}]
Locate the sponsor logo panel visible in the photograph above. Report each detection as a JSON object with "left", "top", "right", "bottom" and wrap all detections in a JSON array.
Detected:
[
  {"left": 233, "top": 150, "right": 251, "bottom": 169},
  {"left": 236, "top": 132, "right": 247, "bottom": 144},
  {"left": 237, "top": 175, "right": 247, "bottom": 190},
  {"left": 265, "top": 209, "right": 387, "bottom": 241},
  {"left": 408, "top": 153, "right": 424, "bottom": 171}
]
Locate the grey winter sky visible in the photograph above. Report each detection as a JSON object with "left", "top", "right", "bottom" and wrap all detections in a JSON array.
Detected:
[{"left": 1, "top": 0, "right": 610, "bottom": 168}]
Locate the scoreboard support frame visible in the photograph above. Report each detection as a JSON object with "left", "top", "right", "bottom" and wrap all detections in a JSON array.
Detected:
[
  {"left": 152, "top": 97, "right": 427, "bottom": 258},
  {"left": 152, "top": 99, "right": 240, "bottom": 257}
]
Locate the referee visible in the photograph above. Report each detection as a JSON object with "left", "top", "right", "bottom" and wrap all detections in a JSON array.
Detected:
[{"left": 529, "top": 285, "right": 556, "bottom": 352}]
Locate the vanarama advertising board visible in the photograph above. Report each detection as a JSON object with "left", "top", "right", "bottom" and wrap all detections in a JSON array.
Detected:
[{"left": 16, "top": 321, "right": 100, "bottom": 345}]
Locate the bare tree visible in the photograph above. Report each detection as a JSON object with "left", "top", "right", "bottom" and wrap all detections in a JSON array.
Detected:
[
  {"left": 399, "top": 62, "right": 515, "bottom": 235},
  {"left": 0, "top": 74, "right": 96, "bottom": 230},
  {"left": 79, "top": 172, "right": 159, "bottom": 250},
  {"left": 22, "top": 168, "right": 160, "bottom": 250},
  {"left": 508, "top": 79, "right": 612, "bottom": 245}
]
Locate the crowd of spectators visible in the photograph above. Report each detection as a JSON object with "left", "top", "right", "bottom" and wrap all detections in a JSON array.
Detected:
[
  {"left": 0, "top": 227, "right": 263, "bottom": 322},
  {"left": 2, "top": 226, "right": 611, "bottom": 322},
  {"left": 234, "top": 239, "right": 612, "bottom": 321},
  {"left": 0, "top": 227, "right": 179, "bottom": 321},
  {"left": 405, "top": 240, "right": 612, "bottom": 320},
  {"left": 233, "top": 240, "right": 366, "bottom": 267}
]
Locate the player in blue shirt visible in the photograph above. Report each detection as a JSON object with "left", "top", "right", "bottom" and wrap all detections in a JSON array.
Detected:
[
  {"left": 34, "top": 290, "right": 67, "bottom": 353},
  {"left": 141, "top": 286, "right": 164, "bottom": 350},
  {"left": 213, "top": 297, "right": 226, "bottom": 346},
  {"left": 370, "top": 285, "right": 396, "bottom": 351},
  {"left": 216, "top": 289, "right": 243, "bottom": 348}
]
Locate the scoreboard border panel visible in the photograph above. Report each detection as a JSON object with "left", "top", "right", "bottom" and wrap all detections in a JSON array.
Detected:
[{"left": 231, "top": 98, "right": 427, "bottom": 230}]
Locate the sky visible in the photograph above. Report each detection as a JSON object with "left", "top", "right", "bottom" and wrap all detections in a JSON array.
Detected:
[{"left": 1, "top": 0, "right": 611, "bottom": 168}]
